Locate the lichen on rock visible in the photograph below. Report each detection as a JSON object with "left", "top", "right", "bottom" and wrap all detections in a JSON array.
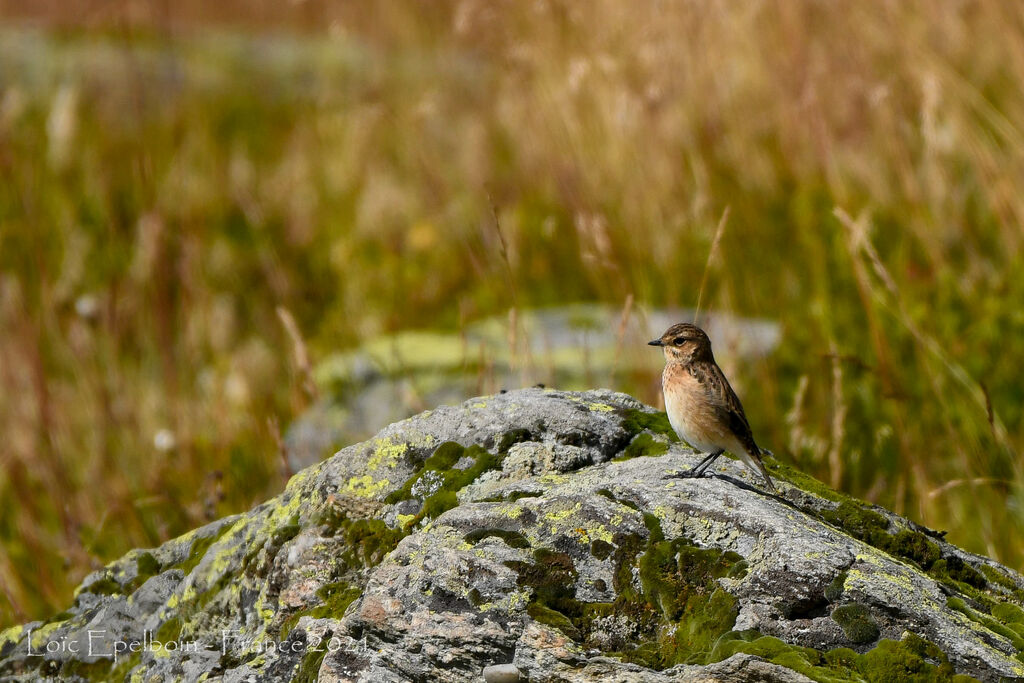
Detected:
[{"left": 1, "top": 388, "right": 1022, "bottom": 682}]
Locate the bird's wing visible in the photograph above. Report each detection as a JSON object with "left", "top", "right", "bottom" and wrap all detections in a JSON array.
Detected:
[{"left": 691, "top": 361, "right": 761, "bottom": 456}]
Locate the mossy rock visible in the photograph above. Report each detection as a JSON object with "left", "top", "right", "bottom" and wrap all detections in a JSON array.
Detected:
[{"left": 3, "top": 389, "right": 1022, "bottom": 682}]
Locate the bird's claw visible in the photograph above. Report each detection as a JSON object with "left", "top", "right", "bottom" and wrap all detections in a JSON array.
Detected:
[{"left": 668, "top": 468, "right": 705, "bottom": 479}]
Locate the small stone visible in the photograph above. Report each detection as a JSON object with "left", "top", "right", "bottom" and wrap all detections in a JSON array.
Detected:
[{"left": 482, "top": 663, "right": 521, "bottom": 683}]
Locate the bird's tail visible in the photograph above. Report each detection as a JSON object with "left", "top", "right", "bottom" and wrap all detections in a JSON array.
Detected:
[{"left": 745, "top": 449, "right": 778, "bottom": 494}]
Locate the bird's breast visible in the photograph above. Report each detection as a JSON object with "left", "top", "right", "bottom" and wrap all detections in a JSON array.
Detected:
[{"left": 662, "top": 364, "right": 726, "bottom": 451}]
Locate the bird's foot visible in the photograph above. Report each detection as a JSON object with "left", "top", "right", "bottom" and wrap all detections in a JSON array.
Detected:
[{"left": 668, "top": 466, "right": 707, "bottom": 479}]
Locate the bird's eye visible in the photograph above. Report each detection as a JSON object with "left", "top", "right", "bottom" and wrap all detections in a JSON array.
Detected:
[{"left": 673, "top": 336, "right": 686, "bottom": 345}]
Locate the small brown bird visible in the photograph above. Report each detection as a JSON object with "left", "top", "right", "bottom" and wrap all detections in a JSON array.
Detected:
[{"left": 649, "top": 323, "right": 777, "bottom": 493}]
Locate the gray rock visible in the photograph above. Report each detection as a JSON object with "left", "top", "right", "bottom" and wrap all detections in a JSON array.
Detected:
[
  {"left": 2, "top": 388, "right": 1022, "bottom": 682},
  {"left": 482, "top": 662, "right": 521, "bottom": 682}
]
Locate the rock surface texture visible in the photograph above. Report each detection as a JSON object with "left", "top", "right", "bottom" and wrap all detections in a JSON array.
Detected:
[{"left": 2, "top": 389, "right": 1024, "bottom": 682}]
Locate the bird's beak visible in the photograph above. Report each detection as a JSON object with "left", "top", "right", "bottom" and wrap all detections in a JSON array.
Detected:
[{"left": 648, "top": 339, "right": 664, "bottom": 346}]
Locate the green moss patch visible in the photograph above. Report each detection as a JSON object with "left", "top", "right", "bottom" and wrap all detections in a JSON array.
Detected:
[
  {"left": 293, "top": 643, "right": 328, "bottom": 683},
  {"left": 979, "top": 564, "right": 1022, "bottom": 592},
  {"left": 614, "top": 433, "right": 669, "bottom": 461},
  {"left": 81, "top": 576, "right": 122, "bottom": 597},
  {"left": 991, "top": 601, "right": 1024, "bottom": 637},
  {"left": 711, "top": 631, "right": 970, "bottom": 682},
  {"left": 175, "top": 523, "right": 235, "bottom": 575},
  {"left": 506, "top": 523, "right": 746, "bottom": 670},
  {"left": 929, "top": 556, "right": 987, "bottom": 591},
  {"left": 820, "top": 502, "right": 943, "bottom": 572},
  {"left": 831, "top": 604, "right": 880, "bottom": 644},
  {"left": 335, "top": 518, "right": 406, "bottom": 570},
  {"left": 279, "top": 581, "right": 362, "bottom": 639},
  {"left": 496, "top": 428, "right": 534, "bottom": 453},
  {"left": 60, "top": 649, "right": 144, "bottom": 681},
  {"left": 123, "top": 552, "right": 164, "bottom": 594},
  {"left": 947, "top": 597, "right": 1024, "bottom": 650},
  {"left": 464, "top": 528, "right": 531, "bottom": 549},
  {"left": 384, "top": 441, "right": 509, "bottom": 526},
  {"left": 478, "top": 490, "right": 543, "bottom": 502},
  {"left": 618, "top": 409, "right": 677, "bottom": 440},
  {"left": 764, "top": 461, "right": 846, "bottom": 503},
  {"left": 590, "top": 539, "right": 614, "bottom": 560},
  {"left": 825, "top": 570, "right": 848, "bottom": 603}
]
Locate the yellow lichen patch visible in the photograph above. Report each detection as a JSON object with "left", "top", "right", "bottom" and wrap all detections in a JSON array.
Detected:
[
  {"left": 396, "top": 513, "right": 416, "bottom": 528},
  {"left": 847, "top": 565, "right": 916, "bottom": 592},
  {"left": 180, "top": 584, "right": 198, "bottom": 604},
  {"left": 344, "top": 475, "right": 392, "bottom": 499},
  {"left": 854, "top": 548, "right": 894, "bottom": 568},
  {"left": 539, "top": 473, "right": 568, "bottom": 484},
  {"left": 210, "top": 544, "right": 241, "bottom": 581},
  {"left": 0, "top": 625, "right": 23, "bottom": 650},
  {"left": 478, "top": 588, "right": 530, "bottom": 614},
  {"left": 28, "top": 620, "right": 64, "bottom": 650},
  {"left": 590, "top": 523, "right": 615, "bottom": 544},
  {"left": 497, "top": 503, "right": 524, "bottom": 519},
  {"left": 586, "top": 402, "right": 615, "bottom": 412},
  {"left": 545, "top": 503, "right": 582, "bottom": 523},
  {"left": 254, "top": 591, "right": 276, "bottom": 625},
  {"left": 472, "top": 402, "right": 487, "bottom": 409},
  {"left": 545, "top": 502, "right": 583, "bottom": 535},
  {"left": 573, "top": 522, "right": 614, "bottom": 545},
  {"left": 367, "top": 438, "right": 409, "bottom": 471},
  {"left": 507, "top": 590, "right": 526, "bottom": 610},
  {"left": 283, "top": 465, "right": 315, "bottom": 492}
]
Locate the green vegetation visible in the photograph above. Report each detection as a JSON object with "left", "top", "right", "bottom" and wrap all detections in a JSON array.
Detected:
[
  {"left": 711, "top": 631, "right": 975, "bottom": 683},
  {"left": 279, "top": 581, "right": 362, "bottom": 639},
  {"left": 175, "top": 524, "right": 235, "bottom": 575},
  {"left": 615, "top": 433, "right": 670, "bottom": 461},
  {"left": 831, "top": 604, "right": 881, "bottom": 644},
  {"left": 477, "top": 490, "right": 543, "bottom": 503},
  {"left": 385, "top": 440, "right": 510, "bottom": 527},
  {"left": 293, "top": 644, "right": 329, "bottom": 683},
  {"left": 820, "top": 502, "right": 941, "bottom": 571},
  {"left": 464, "top": 528, "right": 531, "bottom": 549},
  {"left": 122, "top": 552, "right": 162, "bottom": 593},
  {"left": 507, "top": 493, "right": 748, "bottom": 669},
  {"left": 3, "top": 2, "right": 1024, "bottom": 631},
  {"left": 618, "top": 410, "right": 677, "bottom": 441},
  {"left": 825, "top": 571, "right": 849, "bottom": 603},
  {"left": 507, "top": 517, "right": 971, "bottom": 680},
  {"left": 947, "top": 598, "right": 1024, "bottom": 652}
]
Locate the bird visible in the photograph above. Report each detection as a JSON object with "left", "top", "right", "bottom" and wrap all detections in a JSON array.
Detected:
[{"left": 648, "top": 322, "right": 777, "bottom": 493}]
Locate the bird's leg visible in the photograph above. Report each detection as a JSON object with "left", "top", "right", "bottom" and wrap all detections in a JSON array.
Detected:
[{"left": 677, "top": 450, "right": 724, "bottom": 478}]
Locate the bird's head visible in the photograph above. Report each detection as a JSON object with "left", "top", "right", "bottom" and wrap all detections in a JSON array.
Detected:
[{"left": 648, "top": 322, "right": 713, "bottom": 364}]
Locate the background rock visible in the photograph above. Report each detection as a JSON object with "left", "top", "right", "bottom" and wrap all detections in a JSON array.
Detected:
[
  {"left": 2, "top": 388, "right": 1022, "bottom": 682},
  {"left": 286, "top": 305, "right": 780, "bottom": 470}
]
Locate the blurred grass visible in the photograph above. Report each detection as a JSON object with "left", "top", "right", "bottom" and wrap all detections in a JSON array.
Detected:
[{"left": 2, "top": 1, "right": 1024, "bottom": 627}]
